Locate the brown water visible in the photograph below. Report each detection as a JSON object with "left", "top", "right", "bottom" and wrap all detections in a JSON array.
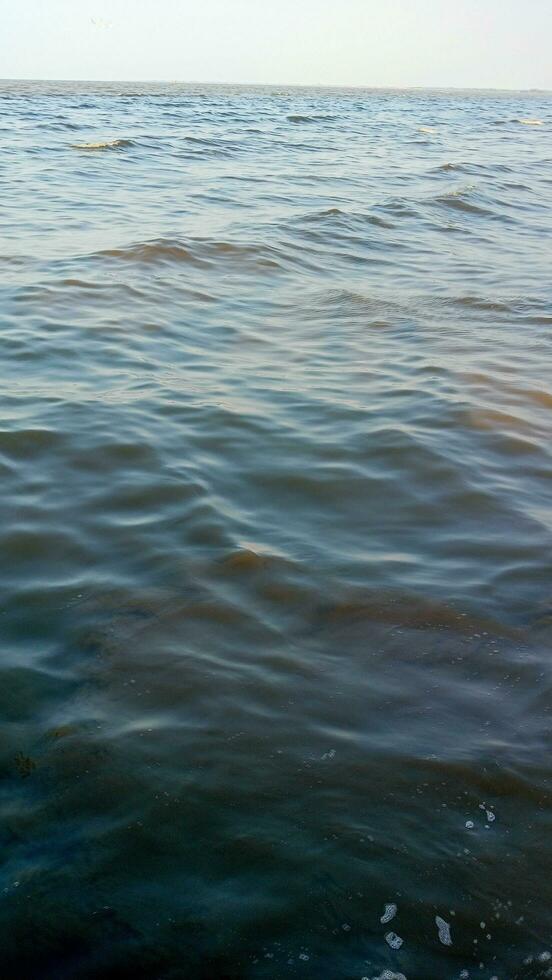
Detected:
[{"left": 0, "top": 81, "right": 551, "bottom": 979}]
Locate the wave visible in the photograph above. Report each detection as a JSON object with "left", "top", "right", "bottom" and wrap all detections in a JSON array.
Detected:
[
  {"left": 38, "top": 120, "right": 82, "bottom": 131},
  {"left": 493, "top": 117, "right": 545, "bottom": 127},
  {"left": 377, "top": 198, "right": 422, "bottom": 220},
  {"left": 287, "top": 113, "right": 336, "bottom": 123},
  {"left": 90, "top": 236, "right": 285, "bottom": 272},
  {"left": 448, "top": 295, "right": 552, "bottom": 325},
  {"left": 298, "top": 207, "right": 394, "bottom": 229},
  {"left": 179, "top": 134, "right": 241, "bottom": 157},
  {"left": 314, "top": 287, "right": 412, "bottom": 319},
  {"left": 433, "top": 161, "right": 514, "bottom": 178},
  {"left": 313, "top": 589, "right": 515, "bottom": 637},
  {"left": 93, "top": 239, "right": 199, "bottom": 265},
  {"left": 432, "top": 189, "right": 492, "bottom": 217},
  {"left": 449, "top": 294, "right": 515, "bottom": 313},
  {"left": 71, "top": 138, "right": 134, "bottom": 150}
]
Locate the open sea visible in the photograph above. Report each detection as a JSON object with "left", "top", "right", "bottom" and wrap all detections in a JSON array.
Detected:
[{"left": 1, "top": 81, "right": 551, "bottom": 979}]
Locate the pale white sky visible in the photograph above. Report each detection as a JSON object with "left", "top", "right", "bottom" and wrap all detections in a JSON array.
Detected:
[{"left": 1, "top": 0, "right": 551, "bottom": 89}]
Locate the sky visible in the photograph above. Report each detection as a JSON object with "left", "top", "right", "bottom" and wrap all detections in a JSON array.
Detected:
[{"left": 1, "top": 0, "right": 551, "bottom": 89}]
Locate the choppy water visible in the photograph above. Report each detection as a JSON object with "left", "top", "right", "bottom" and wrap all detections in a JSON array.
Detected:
[{"left": 1, "top": 81, "right": 552, "bottom": 979}]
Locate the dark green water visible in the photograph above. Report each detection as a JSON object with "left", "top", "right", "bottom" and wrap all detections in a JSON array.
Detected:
[{"left": 1, "top": 81, "right": 551, "bottom": 979}]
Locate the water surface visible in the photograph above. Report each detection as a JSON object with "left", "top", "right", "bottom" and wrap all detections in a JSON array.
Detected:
[{"left": 1, "top": 81, "right": 551, "bottom": 979}]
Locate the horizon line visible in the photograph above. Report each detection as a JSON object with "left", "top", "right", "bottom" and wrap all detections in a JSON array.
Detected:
[{"left": 1, "top": 77, "right": 551, "bottom": 94}]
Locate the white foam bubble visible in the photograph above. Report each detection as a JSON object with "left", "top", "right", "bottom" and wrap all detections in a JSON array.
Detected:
[
  {"left": 368, "top": 971, "right": 407, "bottom": 980},
  {"left": 381, "top": 903, "right": 398, "bottom": 924},
  {"left": 436, "top": 915, "right": 452, "bottom": 946},
  {"left": 385, "top": 932, "right": 404, "bottom": 950}
]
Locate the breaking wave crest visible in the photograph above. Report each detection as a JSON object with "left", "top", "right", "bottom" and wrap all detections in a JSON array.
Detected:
[{"left": 71, "top": 137, "right": 135, "bottom": 150}]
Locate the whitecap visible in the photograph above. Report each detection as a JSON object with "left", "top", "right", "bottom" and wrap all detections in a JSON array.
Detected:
[{"left": 71, "top": 138, "right": 133, "bottom": 150}]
